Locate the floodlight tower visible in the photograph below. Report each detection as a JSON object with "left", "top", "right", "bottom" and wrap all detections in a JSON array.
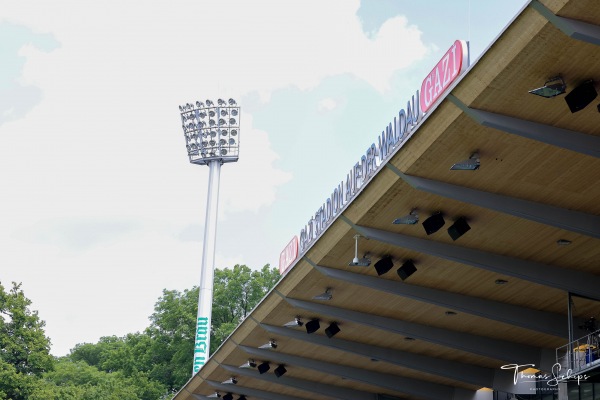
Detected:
[{"left": 178, "top": 98, "right": 240, "bottom": 375}]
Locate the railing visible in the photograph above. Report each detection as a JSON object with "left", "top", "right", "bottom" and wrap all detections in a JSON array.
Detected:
[{"left": 556, "top": 329, "right": 600, "bottom": 373}]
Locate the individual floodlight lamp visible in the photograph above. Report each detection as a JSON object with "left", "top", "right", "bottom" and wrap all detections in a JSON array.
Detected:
[
  {"left": 528, "top": 76, "right": 566, "bottom": 98},
  {"left": 348, "top": 234, "right": 371, "bottom": 266}
]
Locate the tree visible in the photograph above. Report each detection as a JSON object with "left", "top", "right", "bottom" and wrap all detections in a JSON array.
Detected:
[
  {"left": 145, "top": 264, "right": 280, "bottom": 390},
  {"left": 29, "top": 358, "right": 167, "bottom": 400},
  {"left": 0, "top": 282, "right": 54, "bottom": 400},
  {"left": 210, "top": 264, "right": 280, "bottom": 350},
  {"left": 61, "top": 264, "right": 280, "bottom": 397}
]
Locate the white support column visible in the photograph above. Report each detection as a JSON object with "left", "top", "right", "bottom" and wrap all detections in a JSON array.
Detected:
[{"left": 193, "top": 159, "right": 222, "bottom": 375}]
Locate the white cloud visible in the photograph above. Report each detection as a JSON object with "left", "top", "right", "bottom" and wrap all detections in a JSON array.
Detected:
[
  {"left": 8, "top": 1, "right": 428, "bottom": 98},
  {"left": 0, "top": 0, "right": 430, "bottom": 355},
  {"left": 318, "top": 98, "right": 338, "bottom": 112},
  {"left": 219, "top": 114, "right": 292, "bottom": 215}
]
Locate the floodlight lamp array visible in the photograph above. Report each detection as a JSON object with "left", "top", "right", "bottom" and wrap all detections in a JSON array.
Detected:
[{"left": 178, "top": 98, "right": 240, "bottom": 165}]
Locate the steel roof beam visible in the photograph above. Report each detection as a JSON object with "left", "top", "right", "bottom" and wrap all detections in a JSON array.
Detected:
[
  {"left": 531, "top": 0, "right": 600, "bottom": 46},
  {"left": 386, "top": 164, "right": 600, "bottom": 239},
  {"left": 353, "top": 223, "right": 600, "bottom": 300},
  {"left": 239, "top": 345, "right": 475, "bottom": 400},
  {"left": 447, "top": 94, "right": 600, "bottom": 158},
  {"left": 206, "top": 380, "right": 307, "bottom": 400},
  {"left": 312, "top": 264, "right": 566, "bottom": 338},
  {"left": 220, "top": 364, "right": 377, "bottom": 400},
  {"left": 282, "top": 296, "right": 544, "bottom": 365},
  {"left": 259, "top": 322, "right": 495, "bottom": 388}
]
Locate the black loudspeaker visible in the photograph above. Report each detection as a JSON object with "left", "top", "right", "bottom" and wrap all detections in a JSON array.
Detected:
[
  {"left": 397, "top": 260, "right": 417, "bottom": 281},
  {"left": 565, "top": 80, "right": 597, "bottom": 113},
  {"left": 447, "top": 217, "right": 471, "bottom": 241},
  {"left": 257, "top": 362, "right": 270, "bottom": 374},
  {"left": 274, "top": 365, "right": 287, "bottom": 377},
  {"left": 374, "top": 256, "right": 394, "bottom": 276},
  {"left": 422, "top": 213, "right": 445, "bottom": 235},
  {"left": 325, "top": 322, "right": 340, "bottom": 338},
  {"left": 223, "top": 394, "right": 233, "bottom": 400},
  {"left": 305, "top": 319, "right": 320, "bottom": 334}
]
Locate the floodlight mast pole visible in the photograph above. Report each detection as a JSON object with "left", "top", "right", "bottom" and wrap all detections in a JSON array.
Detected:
[
  {"left": 178, "top": 99, "right": 240, "bottom": 376},
  {"left": 195, "top": 158, "right": 220, "bottom": 373}
]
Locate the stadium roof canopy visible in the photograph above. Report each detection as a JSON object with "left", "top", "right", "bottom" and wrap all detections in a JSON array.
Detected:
[{"left": 175, "top": 0, "right": 600, "bottom": 398}]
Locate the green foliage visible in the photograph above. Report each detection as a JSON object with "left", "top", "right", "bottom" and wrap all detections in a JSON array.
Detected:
[
  {"left": 0, "top": 282, "right": 53, "bottom": 375},
  {"left": 142, "top": 264, "right": 280, "bottom": 390},
  {"left": 0, "top": 264, "right": 280, "bottom": 399},
  {"left": 29, "top": 359, "right": 167, "bottom": 400},
  {"left": 0, "top": 282, "right": 54, "bottom": 400},
  {"left": 213, "top": 264, "right": 281, "bottom": 327}
]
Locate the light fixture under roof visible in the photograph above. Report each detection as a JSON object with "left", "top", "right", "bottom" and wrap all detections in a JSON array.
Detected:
[
  {"left": 207, "top": 393, "right": 221, "bottom": 399},
  {"left": 528, "top": 76, "right": 566, "bottom": 98},
  {"left": 305, "top": 319, "right": 320, "bottom": 334},
  {"left": 313, "top": 288, "right": 333, "bottom": 301},
  {"left": 221, "top": 377, "right": 238, "bottom": 385},
  {"left": 422, "top": 212, "right": 445, "bottom": 235},
  {"left": 450, "top": 152, "right": 480, "bottom": 170},
  {"left": 325, "top": 322, "right": 341, "bottom": 338},
  {"left": 393, "top": 209, "right": 419, "bottom": 225},
  {"left": 348, "top": 234, "right": 371, "bottom": 266},
  {"left": 258, "top": 339, "right": 277, "bottom": 349},
  {"left": 257, "top": 361, "right": 270, "bottom": 374},
  {"left": 374, "top": 256, "right": 394, "bottom": 276},
  {"left": 239, "top": 359, "right": 257, "bottom": 369},
  {"left": 397, "top": 259, "right": 417, "bottom": 281},
  {"left": 274, "top": 364, "right": 287, "bottom": 377},
  {"left": 447, "top": 217, "right": 471, "bottom": 241},
  {"left": 565, "top": 79, "right": 597, "bottom": 113},
  {"left": 284, "top": 317, "right": 304, "bottom": 328},
  {"left": 557, "top": 239, "right": 572, "bottom": 246}
]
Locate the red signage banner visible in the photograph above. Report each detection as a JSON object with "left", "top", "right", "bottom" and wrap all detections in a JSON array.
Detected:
[
  {"left": 420, "top": 40, "right": 469, "bottom": 113},
  {"left": 279, "top": 236, "right": 298, "bottom": 275}
]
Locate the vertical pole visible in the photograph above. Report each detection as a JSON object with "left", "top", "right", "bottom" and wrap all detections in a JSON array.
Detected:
[
  {"left": 567, "top": 292, "right": 574, "bottom": 370},
  {"left": 192, "top": 159, "right": 222, "bottom": 375}
]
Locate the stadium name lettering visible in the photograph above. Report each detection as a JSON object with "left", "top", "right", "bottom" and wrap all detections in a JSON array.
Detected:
[
  {"left": 287, "top": 39, "right": 469, "bottom": 258},
  {"left": 298, "top": 92, "right": 422, "bottom": 253}
]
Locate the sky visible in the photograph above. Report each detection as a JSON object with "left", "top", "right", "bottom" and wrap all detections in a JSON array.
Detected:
[{"left": 1, "top": 0, "right": 528, "bottom": 356}]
